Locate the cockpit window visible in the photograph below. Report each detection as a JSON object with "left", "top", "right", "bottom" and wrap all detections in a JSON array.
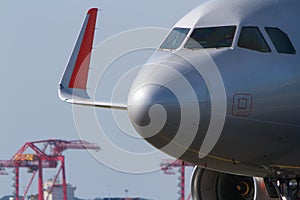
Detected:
[
  {"left": 160, "top": 28, "right": 190, "bottom": 50},
  {"left": 265, "top": 27, "right": 296, "bottom": 54},
  {"left": 185, "top": 26, "right": 236, "bottom": 49},
  {"left": 238, "top": 27, "right": 270, "bottom": 52}
]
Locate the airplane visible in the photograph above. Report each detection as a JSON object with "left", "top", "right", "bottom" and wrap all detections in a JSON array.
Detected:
[{"left": 58, "top": 0, "right": 300, "bottom": 199}]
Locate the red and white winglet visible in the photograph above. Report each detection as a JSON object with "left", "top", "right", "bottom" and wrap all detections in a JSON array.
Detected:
[{"left": 58, "top": 8, "right": 127, "bottom": 110}]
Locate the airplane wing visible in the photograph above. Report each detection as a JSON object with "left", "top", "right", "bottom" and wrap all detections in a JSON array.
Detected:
[{"left": 58, "top": 8, "right": 127, "bottom": 110}]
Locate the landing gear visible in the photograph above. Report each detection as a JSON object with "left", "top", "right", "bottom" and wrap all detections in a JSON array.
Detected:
[{"left": 265, "top": 178, "right": 300, "bottom": 200}]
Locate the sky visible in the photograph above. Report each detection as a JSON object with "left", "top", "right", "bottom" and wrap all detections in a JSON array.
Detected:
[{"left": 0, "top": 0, "right": 206, "bottom": 199}]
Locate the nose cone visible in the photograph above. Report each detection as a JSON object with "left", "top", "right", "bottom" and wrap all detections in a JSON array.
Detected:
[
  {"left": 128, "top": 84, "right": 181, "bottom": 144},
  {"left": 127, "top": 56, "right": 211, "bottom": 156}
]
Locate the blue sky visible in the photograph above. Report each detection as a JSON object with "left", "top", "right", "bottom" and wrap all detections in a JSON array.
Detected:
[{"left": 0, "top": 0, "right": 206, "bottom": 199}]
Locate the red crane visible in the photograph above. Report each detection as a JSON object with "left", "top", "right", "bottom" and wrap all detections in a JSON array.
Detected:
[
  {"left": 0, "top": 158, "right": 58, "bottom": 199},
  {"left": 161, "top": 159, "right": 194, "bottom": 200},
  {"left": 0, "top": 139, "right": 100, "bottom": 200}
]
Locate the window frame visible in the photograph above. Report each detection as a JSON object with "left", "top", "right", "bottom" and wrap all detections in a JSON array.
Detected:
[
  {"left": 159, "top": 27, "right": 191, "bottom": 50},
  {"left": 238, "top": 26, "right": 271, "bottom": 53},
  {"left": 184, "top": 25, "right": 237, "bottom": 50},
  {"left": 265, "top": 27, "right": 296, "bottom": 55}
]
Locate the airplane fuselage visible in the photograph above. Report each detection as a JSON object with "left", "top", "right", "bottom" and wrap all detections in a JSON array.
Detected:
[{"left": 127, "top": 0, "right": 300, "bottom": 178}]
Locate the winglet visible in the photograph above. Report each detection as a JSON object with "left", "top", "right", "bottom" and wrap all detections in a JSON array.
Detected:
[
  {"left": 59, "top": 8, "right": 98, "bottom": 100},
  {"left": 58, "top": 9, "right": 127, "bottom": 110}
]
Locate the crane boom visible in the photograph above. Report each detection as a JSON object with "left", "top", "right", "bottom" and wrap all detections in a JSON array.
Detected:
[
  {"left": 52, "top": 140, "right": 100, "bottom": 155},
  {"left": 0, "top": 160, "right": 57, "bottom": 168}
]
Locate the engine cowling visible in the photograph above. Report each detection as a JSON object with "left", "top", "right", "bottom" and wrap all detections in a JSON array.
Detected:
[{"left": 190, "top": 167, "right": 279, "bottom": 200}]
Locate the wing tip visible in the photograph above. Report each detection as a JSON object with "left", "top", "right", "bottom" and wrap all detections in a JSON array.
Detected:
[
  {"left": 58, "top": 8, "right": 128, "bottom": 111},
  {"left": 88, "top": 8, "right": 98, "bottom": 15},
  {"left": 59, "top": 8, "right": 98, "bottom": 99}
]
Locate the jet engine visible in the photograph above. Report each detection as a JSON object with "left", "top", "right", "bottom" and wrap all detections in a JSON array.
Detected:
[{"left": 190, "top": 167, "right": 278, "bottom": 200}]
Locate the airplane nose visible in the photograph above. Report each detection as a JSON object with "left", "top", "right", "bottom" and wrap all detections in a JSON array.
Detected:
[
  {"left": 128, "top": 84, "right": 181, "bottom": 143},
  {"left": 127, "top": 59, "right": 211, "bottom": 154}
]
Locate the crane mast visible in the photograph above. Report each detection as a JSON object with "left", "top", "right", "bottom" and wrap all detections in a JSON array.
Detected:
[{"left": 161, "top": 159, "right": 194, "bottom": 200}]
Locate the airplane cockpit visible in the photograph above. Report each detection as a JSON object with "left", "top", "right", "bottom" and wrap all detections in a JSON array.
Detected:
[
  {"left": 159, "top": 26, "right": 296, "bottom": 55},
  {"left": 160, "top": 26, "right": 236, "bottom": 50}
]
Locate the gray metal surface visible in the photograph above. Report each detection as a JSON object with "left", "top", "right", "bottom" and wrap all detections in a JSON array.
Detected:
[{"left": 127, "top": 0, "right": 300, "bottom": 178}]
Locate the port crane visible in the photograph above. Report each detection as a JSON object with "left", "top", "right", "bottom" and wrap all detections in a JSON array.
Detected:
[
  {"left": 0, "top": 139, "right": 100, "bottom": 200},
  {"left": 161, "top": 159, "right": 194, "bottom": 200}
]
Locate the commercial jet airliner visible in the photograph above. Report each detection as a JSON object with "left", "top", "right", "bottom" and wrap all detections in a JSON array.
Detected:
[{"left": 58, "top": 0, "right": 300, "bottom": 199}]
